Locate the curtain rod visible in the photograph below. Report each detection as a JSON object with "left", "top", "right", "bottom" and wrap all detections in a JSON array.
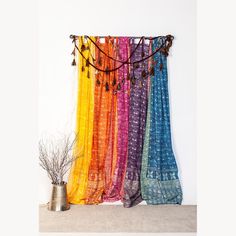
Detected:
[{"left": 70, "top": 34, "right": 174, "bottom": 40}]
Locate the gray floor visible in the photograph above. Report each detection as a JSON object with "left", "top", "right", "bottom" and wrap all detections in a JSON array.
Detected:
[{"left": 39, "top": 204, "right": 197, "bottom": 233}]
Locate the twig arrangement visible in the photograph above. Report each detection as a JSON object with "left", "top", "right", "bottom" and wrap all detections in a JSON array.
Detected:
[{"left": 39, "top": 134, "right": 81, "bottom": 185}]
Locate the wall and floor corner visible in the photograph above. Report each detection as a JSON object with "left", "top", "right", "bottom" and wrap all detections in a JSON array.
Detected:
[{"left": 38, "top": 0, "right": 196, "bottom": 205}]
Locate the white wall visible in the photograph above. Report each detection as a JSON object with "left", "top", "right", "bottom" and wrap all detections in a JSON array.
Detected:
[{"left": 38, "top": 0, "right": 196, "bottom": 205}]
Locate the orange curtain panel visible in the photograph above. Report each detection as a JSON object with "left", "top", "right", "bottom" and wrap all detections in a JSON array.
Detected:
[{"left": 85, "top": 37, "right": 117, "bottom": 204}]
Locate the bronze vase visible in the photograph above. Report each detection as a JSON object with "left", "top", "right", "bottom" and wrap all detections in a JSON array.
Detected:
[{"left": 48, "top": 182, "right": 70, "bottom": 211}]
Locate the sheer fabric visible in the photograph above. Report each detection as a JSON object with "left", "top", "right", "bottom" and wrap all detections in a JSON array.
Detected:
[
  {"left": 68, "top": 35, "right": 183, "bottom": 207},
  {"left": 123, "top": 39, "right": 149, "bottom": 207},
  {"left": 67, "top": 36, "right": 95, "bottom": 204},
  {"left": 103, "top": 37, "right": 130, "bottom": 201},
  {"left": 140, "top": 38, "right": 182, "bottom": 204},
  {"left": 85, "top": 37, "right": 117, "bottom": 204}
]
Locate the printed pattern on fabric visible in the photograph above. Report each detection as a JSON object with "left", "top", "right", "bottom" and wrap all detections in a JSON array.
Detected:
[
  {"left": 68, "top": 35, "right": 183, "bottom": 207},
  {"left": 67, "top": 36, "right": 95, "bottom": 204},
  {"left": 140, "top": 38, "right": 182, "bottom": 204},
  {"left": 123, "top": 40, "right": 149, "bottom": 208},
  {"left": 85, "top": 37, "right": 117, "bottom": 204},
  {"left": 103, "top": 37, "right": 130, "bottom": 201}
]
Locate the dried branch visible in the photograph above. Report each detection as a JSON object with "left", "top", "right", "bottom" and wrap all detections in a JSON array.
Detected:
[{"left": 39, "top": 133, "right": 81, "bottom": 185}]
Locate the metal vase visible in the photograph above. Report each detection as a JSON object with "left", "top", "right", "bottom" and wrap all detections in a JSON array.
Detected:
[{"left": 48, "top": 182, "right": 70, "bottom": 211}]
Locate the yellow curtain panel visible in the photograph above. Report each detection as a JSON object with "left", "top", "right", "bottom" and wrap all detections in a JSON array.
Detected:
[{"left": 67, "top": 36, "right": 95, "bottom": 204}]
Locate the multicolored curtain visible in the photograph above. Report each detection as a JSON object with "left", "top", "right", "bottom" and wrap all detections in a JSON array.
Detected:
[{"left": 67, "top": 35, "right": 182, "bottom": 207}]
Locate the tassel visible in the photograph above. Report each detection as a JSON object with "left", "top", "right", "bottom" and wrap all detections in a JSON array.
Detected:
[
  {"left": 105, "top": 67, "right": 110, "bottom": 75},
  {"left": 141, "top": 51, "right": 145, "bottom": 58},
  {"left": 71, "top": 58, "right": 76, "bottom": 66},
  {"left": 81, "top": 44, "right": 86, "bottom": 52},
  {"left": 112, "top": 77, "right": 117, "bottom": 86},
  {"left": 149, "top": 67, "right": 155, "bottom": 76},
  {"left": 131, "top": 76, "right": 136, "bottom": 85},
  {"left": 87, "top": 71, "right": 90, "bottom": 78},
  {"left": 81, "top": 66, "right": 85, "bottom": 72},
  {"left": 117, "top": 83, "right": 121, "bottom": 91},
  {"left": 71, "top": 48, "right": 76, "bottom": 56},
  {"left": 142, "top": 70, "right": 147, "bottom": 78},
  {"left": 127, "top": 73, "right": 131, "bottom": 80},
  {"left": 96, "top": 79, "right": 100, "bottom": 86},
  {"left": 98, "top": 57, "right": 102, "bottom": 66},
  {"left": 160, "top": 47, "right": 168, "bottom": 56},
  {"left": 105, "top": 82, "right": 109, "bottom": 91},
  {"left": 139, "top": 80, "right": 142, "bottom": 88},
  {"left": 160, "top": 63, "right": 163, "bottom": 71},
  {"left": 86, "top": 59, "right": 90, "bottom": 67},
  {"left": 135, "top": 63, "right": 140, "bottom": 69},
  {"left": 127, "top": 89, "right": 130, "bottom": 97}
]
